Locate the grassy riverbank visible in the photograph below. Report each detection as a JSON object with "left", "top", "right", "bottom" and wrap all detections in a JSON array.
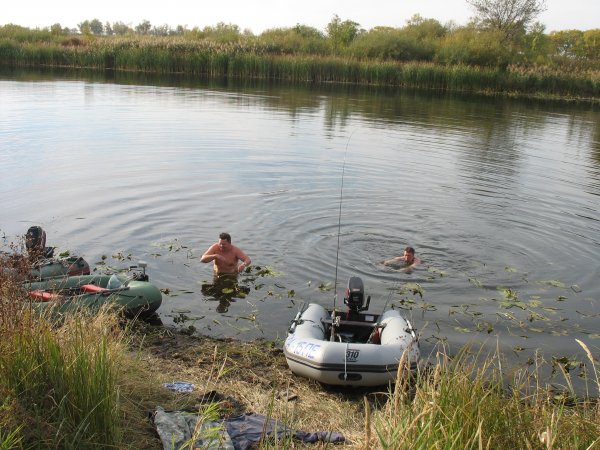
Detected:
[
  {"left": 1, "top": 32, "right": 598, "bottom": 101},
  {"left": 1, "top": 262, "right": 599, "bottom": 449}
]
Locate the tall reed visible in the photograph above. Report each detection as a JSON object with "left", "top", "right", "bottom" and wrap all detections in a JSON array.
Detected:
[
  {"left": 372, "top": 345, "right": 600, "bottom": 449},
  {"left": 1, "top": 35, "right": 598, "bottom": 99},
  {"left": 0, "top": 251, "right": 124, "bottom": 449}
]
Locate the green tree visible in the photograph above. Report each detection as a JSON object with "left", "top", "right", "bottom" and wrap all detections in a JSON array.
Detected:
[
  {"left": 49, "top": 23, "right": 63, "bottom": 35},
  {"left": 135, "top": 20, "right": 152, "bottom": 35},
  {"left": 151, "top": 24, "right": 172, "bottom": 36},
  {"left": 112, "top": 22, "right": 132, "bottom": 36},
  {"left": 78, "top": 20, "right": 91, "bottom": 35},
  {"left": 89, "top": 19, "right": 103, "bottom": 35},
  {"left": 550, "top": 29, "right": 584, "bottom": 58},
  {"left": 582, "top": 29, "right": 600, "bottom": 60},
  {"left": 349, "top": 26, "right": 437, "bottom": 61},
  {"left": 522, "top": 22, "right": 551, "bottom": 62},
  {"left": 436, "top": 26, "right": 511, "bottom": 67},
  {"left": 326, "top": 14, "right": 361, "bottom": 52},
  {"left": 292, "top": 24, "right": 324, "bottom": 40},
  {"left": 259, "top": 25, "right": 328, "bottom": 55},
  {"left": 466, "top": 0, "right": 547, "bottom": 42},
  {"left": 198, "top": 22, "right": 243, "bottom": 43}
]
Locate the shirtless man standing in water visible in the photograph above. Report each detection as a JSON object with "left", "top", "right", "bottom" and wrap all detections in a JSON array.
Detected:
[{"left": 201, "top": 232, "right": 251, "bottom": 274}]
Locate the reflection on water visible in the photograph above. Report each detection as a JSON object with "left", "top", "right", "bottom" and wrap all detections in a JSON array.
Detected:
[{"left": 1, "top": 68, "right": 600, "bottom": 392}]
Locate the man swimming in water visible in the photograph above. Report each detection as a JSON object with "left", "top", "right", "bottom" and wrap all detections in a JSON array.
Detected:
[
  {"left": 382, "top": 246, "right": 421, "bottom": 272},
  {"left": 201, "top": 232, "right": 251, "bottom": 274}
]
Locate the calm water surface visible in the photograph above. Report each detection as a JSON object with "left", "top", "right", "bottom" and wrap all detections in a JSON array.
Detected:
[{"left": 2, "top": 70, "right": 599, "bottom": 380}]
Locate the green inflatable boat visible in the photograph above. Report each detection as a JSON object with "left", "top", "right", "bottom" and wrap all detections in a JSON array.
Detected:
[
  {"left": 26, "top": 272, "right": 162, "bottom": 317},
  {"left": 29, "top": 255, "right": 91, "bottom": 280}
]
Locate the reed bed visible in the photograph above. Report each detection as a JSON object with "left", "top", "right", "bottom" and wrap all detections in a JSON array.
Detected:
[{"left": 1, "top": 35, "right": 598, "bottom": 99}]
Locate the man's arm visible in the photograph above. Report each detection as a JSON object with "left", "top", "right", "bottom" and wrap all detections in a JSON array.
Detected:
[
  {"left": 382, "top": 256, "right": 404, "bottom": 266},
  {"left": 200, "top": 244, "right": 220, "bottom": 263},
  {"left": 236, "top": 248, "right": 251, "bottom": 272}
]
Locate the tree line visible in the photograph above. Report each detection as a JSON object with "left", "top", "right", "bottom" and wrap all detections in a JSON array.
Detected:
[{"left": 1, "top": 0, "right": 599, "bottom": 70}]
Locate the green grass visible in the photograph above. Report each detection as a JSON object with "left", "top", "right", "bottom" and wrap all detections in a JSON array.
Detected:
[{"left": 370, "top": 347, "right": 600, "bottom": 449}]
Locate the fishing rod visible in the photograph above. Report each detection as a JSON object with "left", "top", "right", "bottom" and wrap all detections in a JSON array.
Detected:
[{"left": 330, "top": 134, "right": 353, "bottom": 342}]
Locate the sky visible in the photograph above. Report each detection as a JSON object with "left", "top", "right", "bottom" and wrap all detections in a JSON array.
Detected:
[{"left": 3, "top": 0, "right": 598, "bottom": 34}]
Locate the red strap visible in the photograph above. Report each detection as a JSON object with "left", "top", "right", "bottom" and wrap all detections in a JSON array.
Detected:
[
  {"left": 29, "top": 290, "right": 58, "bottom": 302},
  {"left": 80, "top": 284, "right": 108, "bottom": 293}
]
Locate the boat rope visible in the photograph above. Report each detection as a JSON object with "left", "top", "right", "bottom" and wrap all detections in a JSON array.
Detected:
[
  {"left": 330, "top": 132, "right": 353, "bottom": 342},
  {"left": 344, "top": 342, "right": 349, "bottom": 381}
]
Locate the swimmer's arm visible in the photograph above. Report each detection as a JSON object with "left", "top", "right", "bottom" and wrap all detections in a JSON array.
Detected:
[
  {"left": 200, "top": 244, "right": 220, "bottom": 263},
  {"left": 236, "top": 249, "right": 251, "bottom": 272},
  {"left": 382, "top": 256, "right": 404, "bottom": 266}
]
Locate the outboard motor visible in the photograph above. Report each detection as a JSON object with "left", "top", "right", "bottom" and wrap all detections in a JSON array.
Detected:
[
  {"left": 25, "top": 226, "right": 53, "bottom": 259},
  {"left": 344, "top": 276, "right": 370, "bottom": 314}
]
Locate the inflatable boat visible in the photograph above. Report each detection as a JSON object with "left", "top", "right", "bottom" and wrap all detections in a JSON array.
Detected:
[
  {"left": 29, "top": 255, "right": 91, "bottom": 280},
  {"left": 284, "top": 277, "right": 420, "bottom": 387},
  {"left": 26, "top": 267, "right": 162, "bottom": 317},
  {"left": 1, "top": 226, "right": 91, "bottom": 280}
]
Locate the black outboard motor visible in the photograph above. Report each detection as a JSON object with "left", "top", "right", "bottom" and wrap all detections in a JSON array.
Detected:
[
  {"left": 25, "top": 226, "right": 54, "bottom": 259},
  {"left": 344, "top": 276, "right": 370, "bottom": 314}
]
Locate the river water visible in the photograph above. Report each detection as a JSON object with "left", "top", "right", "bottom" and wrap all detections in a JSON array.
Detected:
[{"left": 2, "top": 69, "right": 599, "bottom": 384}]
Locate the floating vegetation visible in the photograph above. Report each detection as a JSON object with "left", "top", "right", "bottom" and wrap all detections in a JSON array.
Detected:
[
  {"left": 318, "top": 282, "right": 334, "bottom": 292},
  {"left": 497, "top": 286, "right": 518, "bottom": 300},
  {"left": 419, "top": 302, "right": 437, "bottom": 312},
  {"left": 112, "top": 251, "right": 132, "bottom": 261},
  {"left": 454, "top": 326, "right": 473, "bottom": 333},
  {"left": 527, "top": 298, "right": 543, "bottom": 308},
  {"left": 528, "top": 312, "right": 550, "bottom": 322},
  {"left": 539, "top": 279, "right": 567, "bottom": 288},
  {"left": 571, "top": 285, "right": 582, "bottom": 293},
  {"left": 468, "top": 277, "right": 483, "bottom": 288},
  {"left": 504, "top": 265, "right": 518, "bottom": 273},
  {"left": 396, "top": 282, "right": 424, "bottom": 298},
  {"left": 449, "top": 304, "right": 483, "bottom": 318},
  {"left": 250, "top": 265, "right": 280, "bottom": 277},
  {"left": 496, "top": 312, "right": 519, "bottom": 322},
  {"left": 427, "top": 266, "right": 446, "bottom": 277}
]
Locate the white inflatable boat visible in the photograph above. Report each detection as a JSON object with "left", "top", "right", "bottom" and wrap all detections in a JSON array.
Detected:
[{"left": 284, "top": 277, "right": 420, "bottom": 387}]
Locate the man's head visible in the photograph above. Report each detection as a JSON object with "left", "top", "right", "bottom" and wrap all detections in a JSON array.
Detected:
[
  {"left": 403, "top": 246, "right": 415, "bottom": 263},
  {"left": 219, "top": 232, "right": 232, "bottom": 250}
]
